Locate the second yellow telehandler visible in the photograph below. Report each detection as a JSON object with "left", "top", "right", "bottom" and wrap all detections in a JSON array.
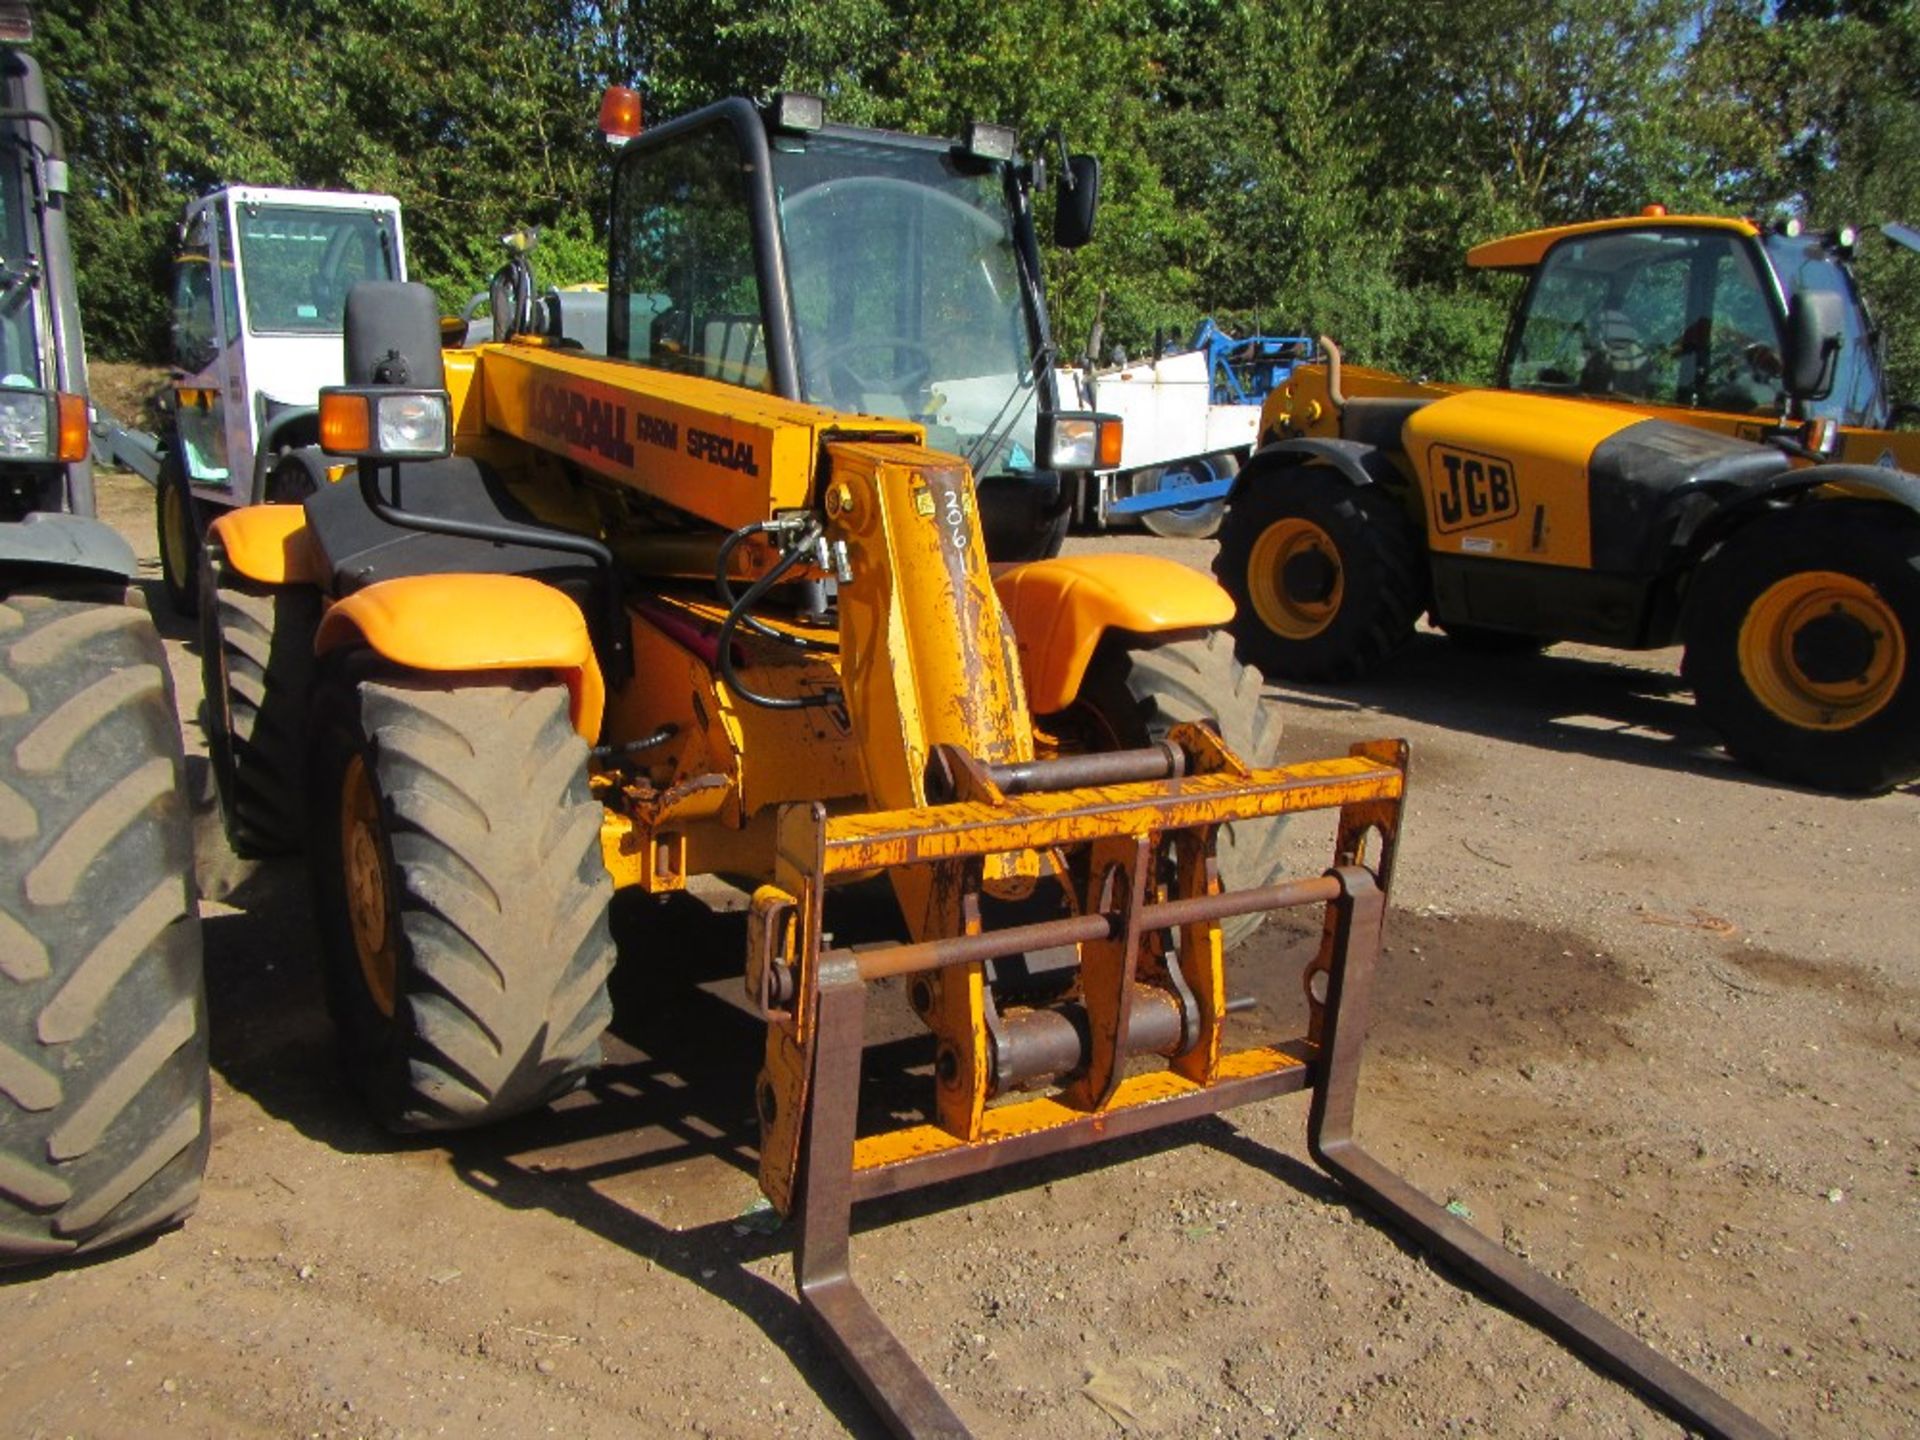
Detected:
[{"left": 1217, "top": 211, "right": 1920, "bottom": 792}]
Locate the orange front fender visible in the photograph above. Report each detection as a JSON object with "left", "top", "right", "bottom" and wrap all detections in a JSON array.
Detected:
[
  {"left": 992, "top": 555, "right": 1235, "bottom": 714},
  {"left": 206, "top": 505, "right": 327, "bottom": 586},
  {"left": 315, "top": 572, "right": 606, "bottom": 740}
]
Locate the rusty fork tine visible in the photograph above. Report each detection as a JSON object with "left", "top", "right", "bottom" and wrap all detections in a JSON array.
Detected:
[
  {"left": 797, "top": 956, "right": 972, "bottom": 1440},
  {"left": 1308, "top": 867, "right": 1778, "bottom": 1440}
]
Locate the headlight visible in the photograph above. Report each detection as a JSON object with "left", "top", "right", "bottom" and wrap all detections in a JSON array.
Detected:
[
  {"left": 1042, "top": 411, "right": 1123, "bottom": 471},
  {"left": 769, "top": 92, "right": 825, "bottom": 133},
  {"left": 319, "top": 386, "right": 452, "bottom": 459},
  {"left": 960, "top": 121, "right": 1017, "bottom": 163},
  {"left": 377, "top": 393, "right": 449, "bottom": 454},
  {"left": 0, "top": 388, "right": 52, "bottom": 459}
]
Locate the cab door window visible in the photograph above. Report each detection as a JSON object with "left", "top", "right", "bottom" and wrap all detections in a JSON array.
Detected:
[
  {"left": 1690, "top": 242, "right": 1786, "bottom": 414},
  {"left": 609, "top": 124, "right": 769, "bottom": 391},
  {"left": 171, "top": 211, "right": 217, "bottom": 371}
]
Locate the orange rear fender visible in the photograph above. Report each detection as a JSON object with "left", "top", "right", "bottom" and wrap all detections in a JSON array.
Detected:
[
  {"left": 992, "top": 555, "right": 1235, "bottom": 714},
  {"left": 316, "top": 572, "right": 606, "bottom": 740}
]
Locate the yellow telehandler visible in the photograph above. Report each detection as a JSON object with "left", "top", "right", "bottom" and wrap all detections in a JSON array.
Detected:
[
  {"left": 199, "top": 96, "right": 1771, "bottom": 1437},
  {"left": 1217, "top": 211, "right": 1920, "bottom": 792}
]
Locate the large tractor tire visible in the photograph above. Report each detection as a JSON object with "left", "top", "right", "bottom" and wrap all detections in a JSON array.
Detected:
[
  {"left": 1040, "top": 629, "right": 1285, "bottom": 947},
  {"left": 0, "top": 589, "right": 209, "bottom": 1265},
  {"left": 200, "top": 544, "right": 320, "bottom": 856},
  {"left": 156, "top": 454, "right": 203, "bottom": 619},
  {"left": 1215, "top": 468, "right": 1425, "bottom": 680},
  {"left": 1683, "top": 503, "right": 1920, "bottom": 793},
  {"left": 307, "top": 661, "right": 616, "bottom": 1131}
]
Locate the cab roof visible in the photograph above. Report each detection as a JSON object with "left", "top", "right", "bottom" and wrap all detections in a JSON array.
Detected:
[{"left": 1466, "top": 214, "right": 1761, "bottom": 272}]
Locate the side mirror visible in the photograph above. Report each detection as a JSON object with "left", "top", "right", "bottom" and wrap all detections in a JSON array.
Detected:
[
  {"left": 344, "top": 281, "right": 447, "bottom": 389},
  {"left": 1784, "top": 290, "right": 1844, "bottom": 402},
  {"left": 1054, "top": 154, "right": 1100, "bottom": 250}
]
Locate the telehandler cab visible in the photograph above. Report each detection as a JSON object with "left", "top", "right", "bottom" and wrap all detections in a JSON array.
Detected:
[
  {"left": 1218, "top": 211, "right": 1920, "bottom": 792},
  {"left": 200, "top": 96, "right": 1772, "bottom": 1437}
]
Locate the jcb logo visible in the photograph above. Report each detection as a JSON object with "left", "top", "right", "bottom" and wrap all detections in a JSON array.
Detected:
[{"left": 1430, "top": 445, "right": 1519, "bottom": 533}]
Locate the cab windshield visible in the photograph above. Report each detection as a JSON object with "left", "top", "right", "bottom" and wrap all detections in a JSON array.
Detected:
[
  {"left": 235, "top": 205, "right": 397, "bottom": 335},
  {"left": 1505, "top": 227, "right": 1788, "bottom": 415},
  {"left": 772, "top": 135, "right": 1041, "bottom": 475}
]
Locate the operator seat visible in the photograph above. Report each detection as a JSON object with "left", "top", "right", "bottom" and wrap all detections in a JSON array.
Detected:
[{"left": 1583, "top": 309, "right": 1653, "bottom": 397}]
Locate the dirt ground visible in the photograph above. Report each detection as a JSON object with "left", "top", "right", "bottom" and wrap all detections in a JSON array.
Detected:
[{"left": 4, "top": 470, "right": 1915, "bottom": 1439}]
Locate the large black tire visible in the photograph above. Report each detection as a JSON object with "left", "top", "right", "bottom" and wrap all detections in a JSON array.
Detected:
[
  {"left": 0, "top": 589, "right": 209, "bottom": 1265},
  {"left": 199, "top": 543, "right": 320, "bottom": 857},
  {"left": 1042, "top": 629, "right": 1285, "bottom": 947},
  {"left": 307, "top": 661, "right": 616, "bottom": 1131},
  {"left": 1682, "top": 503, "right": 1920, "bottom": 793},
  {"left": 1215, "top": 468, "right": 1425, "bottom": 680},
  {"left": 156, "top": 454, "right": 203, "bottom": 619}
]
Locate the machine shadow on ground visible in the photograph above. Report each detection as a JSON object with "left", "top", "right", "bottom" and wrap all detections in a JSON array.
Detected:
[
  {"left": 1266, "top": 629, "right": 1910, "bottom": 796},
  {"left": 194, "top": 862, "right": 1354, "bottom": 1435},
  {"left": 191, "top": 852, "right": 1435, "bottom": 1431}
]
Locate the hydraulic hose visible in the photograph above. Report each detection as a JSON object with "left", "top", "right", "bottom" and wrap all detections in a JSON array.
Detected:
[{"left": 714, "top": 516, "right": 838, "bottom": 710}]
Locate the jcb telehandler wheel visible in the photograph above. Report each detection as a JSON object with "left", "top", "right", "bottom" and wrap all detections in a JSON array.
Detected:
[
  {"left": 1215, "top": 468, "right": 1424, "bottom": 680},
  {"left": 0, "top": 589, "right": 210, "bottom": 1265},
  {"left": 307, "top": 661, "right": 616, "bottom": 1131},
  {"left": 199, "top": 545, "right": 320, "bottom": 857},
  {"left": 1683, "top": 504, "right": 1920, "bottom": 793},
  {"left": 1041, "top": 629, "right": 1286, "bottom": 946},
  {"left": 156, "top": 456, "right": 202, "bottom": 619}
]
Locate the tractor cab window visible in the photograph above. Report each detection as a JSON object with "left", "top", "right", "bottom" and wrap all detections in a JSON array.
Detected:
[
  {"left": 234, "top": 205, "right": 397, "bottom": 335},
  {"left": 1763, "top": 233, "right": 1888, "bottom": 429},
  {"left": 772, "top": 135, "right": 1039, "bottom": 475},
  {"left": 0, "top": 152, "right": 40, "bottom": 386},
  {"left": 171, "top": 212, "right": 218, "bottom": 371},
  {"left": 610, "top": 124, "right": 769, "bottom": 390},
  {"left": 1508, "top": 228, "right": 1788, "bottom": 415}
]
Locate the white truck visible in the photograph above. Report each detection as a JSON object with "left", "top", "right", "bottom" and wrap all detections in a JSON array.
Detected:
[
  {"left": 97, "top": 186, "right": 407, "bottom": 613},
  {"left": 1060, "top": 324, "right": 1316, "bottom": 539}
]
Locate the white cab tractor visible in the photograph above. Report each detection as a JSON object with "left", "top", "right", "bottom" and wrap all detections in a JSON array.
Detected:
[
  {"left": 1059, "top": 326, "right": 1316, "bottom": 539},
  {"left": 156, "top": 186, "right": 406, "bottom": 613}
]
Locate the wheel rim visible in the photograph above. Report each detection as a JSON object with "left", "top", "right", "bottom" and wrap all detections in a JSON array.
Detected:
[
  {"left": 160, "top": 482, "right": 192, "bottom": 583},
  {"left": 1737, "top": 570, "right": 1905, "bottom": 731},
  {"left": 341, "top": 754, "right": 399, "bottom": 1017},
  {"left": 1153, "top": 463, "right": 1213, "bottom": 518},
  {"left": 1246, "top": 517, "right": 1342, "bottom": 640}
]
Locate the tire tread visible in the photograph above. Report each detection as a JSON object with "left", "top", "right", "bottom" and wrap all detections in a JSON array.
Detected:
[{"left": 0, "top": 591, "right": 209, "bottom": 1266}]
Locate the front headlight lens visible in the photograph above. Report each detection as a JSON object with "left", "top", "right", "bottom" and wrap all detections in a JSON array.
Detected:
[
  {"left": 1047, "top": 415, "right": 1098, "bottom": 469},
  {"left": 0, "top": 388, "right": 53, "bottom": 459},
  {"left": 376, "top": 392, "right": 448, "bottom": 454}
]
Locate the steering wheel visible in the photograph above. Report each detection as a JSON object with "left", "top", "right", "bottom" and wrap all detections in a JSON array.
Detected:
[{"left": 809, "top": 334, "right": 937, "bottom": 410}]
